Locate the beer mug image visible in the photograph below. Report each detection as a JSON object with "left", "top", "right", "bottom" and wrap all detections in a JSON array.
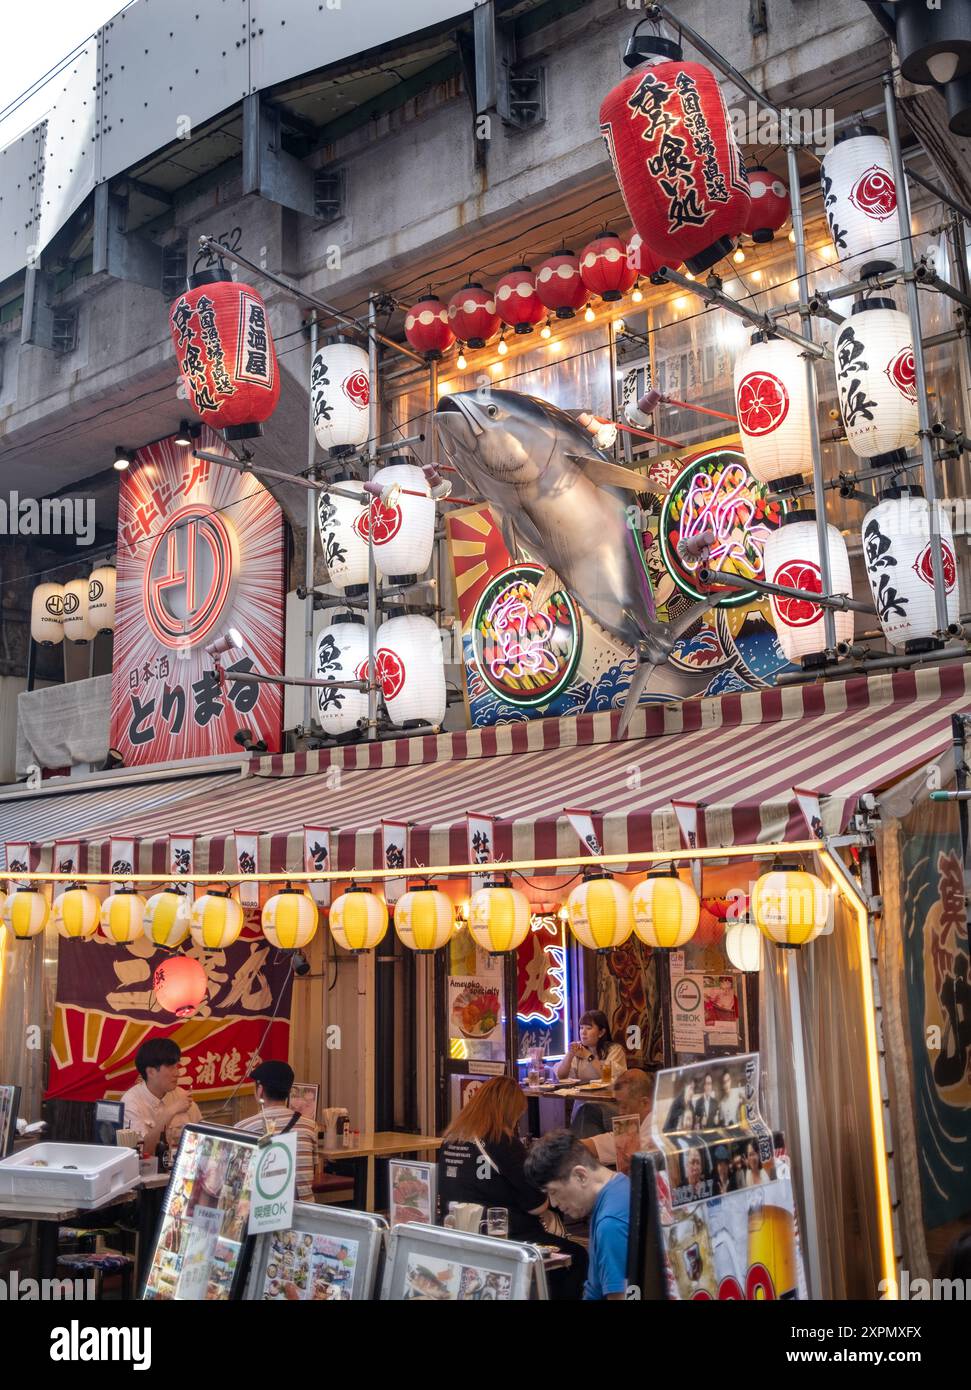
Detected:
[{"left": 746, "top": 1194, "right": 798, "bottom": 1299}]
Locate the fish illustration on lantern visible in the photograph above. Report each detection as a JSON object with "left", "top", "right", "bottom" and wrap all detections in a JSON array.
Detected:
[{"left": 435, "top": 388, "right": 717, "bottom": 732}]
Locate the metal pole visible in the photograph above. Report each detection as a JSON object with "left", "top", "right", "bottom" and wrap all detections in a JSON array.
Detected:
[
  {"left": 367, "top": 294, "right": 379, "bottom": 742},
  {"left": 783, "top": 951, "right": 822, "bottom": 1299},
  {"left": 656, "top": 266, "right": 825, "bottom": 357},
  {"left": 883, "top": 74, "right": 950, "bottom": 635},
  {"left": 698, "top": 567, "right": 877, "bottom": 615},
  {"left": 304, "top": 311, "right": 318, "bottom": 734},
  {"left": 786, "top": 139, "right": 837, "bottom": 652}
]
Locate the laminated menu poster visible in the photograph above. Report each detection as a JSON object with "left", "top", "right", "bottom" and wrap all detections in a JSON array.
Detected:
[
  {"left": 389, "top": 1160, "right": 437, "bottom": 1227},
  {"left": 259, "top": 1229, "right": 359, "bottom": 1301},
  {"left": 402, "top": 1253, "right": 512, "bottom": 1301},
  {"left": 641, "top": 1054, "right": 807, "bottom": 1300}
]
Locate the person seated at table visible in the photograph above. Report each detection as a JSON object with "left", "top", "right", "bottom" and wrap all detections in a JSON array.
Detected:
[
  {"left": 581, "top": 1067, "right": 656, "bottom": 1167},
  {"left": 234, "top": 1060, "right": 319, "bottom": 1203},
  {"left": 438, "top": 1076, "right": 586, "bottom": 1300},
  {"left": 121, "top": 1038, "right": 201, "bottom": 1158},
  {"left": 555, "top": 1011, "right": 626, "bottom": 1083}
]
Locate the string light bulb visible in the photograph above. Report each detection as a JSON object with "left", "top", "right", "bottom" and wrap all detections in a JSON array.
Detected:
[
  {"left": 733, "top": 249, "right": 746, "bottom": 264},
  {"left": 631, "top": 283, "right": 643, "bottom": 303},
  {"left": 456, "top": 348, "right": 467, "bottom": 370},
  {"left": 584, "top": 304, "right": 595, "bottom": 322},
  {"left": 540, "top": 319, "right": 552, "bottom": 340},
  {"left": 497, "top": 334, "right": 508, "bottom": 356}
]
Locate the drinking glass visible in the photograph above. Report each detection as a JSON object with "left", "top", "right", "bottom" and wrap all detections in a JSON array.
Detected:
[{"left": 485, "top": 1207, "right": 509, "bottom": 1239}]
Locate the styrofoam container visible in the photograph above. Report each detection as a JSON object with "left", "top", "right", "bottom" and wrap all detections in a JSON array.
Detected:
[{"left": 0, "top": 1143, "right": 139, "bottom": 1205}]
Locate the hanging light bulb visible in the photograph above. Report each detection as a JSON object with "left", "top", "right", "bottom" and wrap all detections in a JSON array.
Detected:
[
  {"left": 497, "top": 334, "right": 508, "bottom": 356},
  {"left": 456, "top": 348, "right": 467, "bottom": 370},
  {"left": 733, "top": 248, "right": 746, "bottom": 263},
  {"left": 584, "top": 304, "right": 595, "bottom": 322},
  {"left": 540, "top": 319, "right": 552, "bottom": 340},
  {"left": 631, "top": 283, "right": 644, "bottom": 303}
]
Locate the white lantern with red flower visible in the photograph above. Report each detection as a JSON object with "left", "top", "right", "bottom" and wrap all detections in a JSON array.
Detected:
[
  {"left": 365, "top": 459, "right": 435, "bottom": 583},
  {"left": 311, "top": 341, "right": 371, "bottom": 454},
  {"left": 862, "top": 485, "right": 960, "bottom": 651},
  {"left": 447, "top": 283, "right": 499, "bottom": 348},
  {"left": 375, "top": 614, "right": 447, "bottom": 728},
  {"left": 315, "top": 614, "right": 370, "bottom": 737},
  {"left": 404, "top": 295, "right": 455, "bottom": 360},
  {"left": 579, "top": 233, "right": 639, "bottom": 301},
  {"left": 495, "top": 266, "right": 545, "bottom": 334},
  {"left": 733, "top": 333, "right": 812, "bottom": 486},
  {"left": 763, "top": 512, "right": 854, "bottom": 660},
  {"left": 833, "top": 299, "right": 918, "bottom": 461},
  {"left": 820, "top": 128, "right": 902, "bottom": 281},
  {"left": 317, "top": 474, "right": 371, "bottom": 593},
  {"left": 535, "top": 251, "right": 587, "bottom": 319},
  {"left": 743, "top": 167, "right": 790, "bottom": 242}
]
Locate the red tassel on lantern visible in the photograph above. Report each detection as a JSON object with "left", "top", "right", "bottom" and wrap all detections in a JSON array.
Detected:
[
  {"left": 579, "top": 233, "right": 639, "bottom": 301},
  {"left": 495, "top": 266, "right": 545, "bottom": 334},
  {"left": 404, "top": 295, "right": 455, "bottom": 360},
  {"left": 599, "top": 28, "right": 750, "bottom": 274},
  {"left": 153, "top": 954, "right": 208, "bottom": 1018},
  {"left": 447, "top": 283, "right": 499, "bottom": 347},
  {"left": 169, "top": 267, "right": 280, "bottom": 440},
  {"left": 534, "top": 251, "right": 588, "bottom": 319},
  {"left": 744, "top": 167, "right": 790, "bottom": 243}
]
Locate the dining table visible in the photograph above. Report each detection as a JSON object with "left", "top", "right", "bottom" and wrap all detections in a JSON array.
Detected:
[
  {"left": 318, "top": 1130, "right": 443, "bottom": 1211},
  {"left": 520, "top": 1082, "right": 616, "bottom": 1138}
]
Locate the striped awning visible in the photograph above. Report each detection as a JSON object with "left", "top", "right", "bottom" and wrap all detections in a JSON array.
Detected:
[{"left": 35, "top": 660, "right": 970, "bottom": 876}]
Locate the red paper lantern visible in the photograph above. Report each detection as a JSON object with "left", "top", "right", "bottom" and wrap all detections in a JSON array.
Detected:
[
  {"left": 404, "top": 295, "right": 455, "bottom": 360},
  {"left": 744, "top": 167, "right": 790, "bottom": 243},
  {"left": 169, "top": 268, "right": 280, "bottom": 440},
  {"left": 153, "top": 954, "right": 208, "bottom": 1019},
  {"left": 495, "top": 266, "right": 545, "bottom": 334},
  {"left": 599, "top": 29, "right": 750, "bottom": 274},
  {"left": 579, "top": 233, "right": 638, "bottom": 301},
  {"left": 534, "top": 250, "right": 587, "bottom": 319},
  {"left": 447, "top": 283, "right": 499, "bottom": 347},
  {"left": 627, "top": 231, "right": 668, "bottom": 280}
]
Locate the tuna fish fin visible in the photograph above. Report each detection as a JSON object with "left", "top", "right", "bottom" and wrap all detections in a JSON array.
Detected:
[
  {"left": 617, "top": 660, "right": 657, "bottom": 737},
  {"left": 566, "top": 454, "right": 668, "bottom": 496},
  {"left": 668, "top": 598, "right": 717, "bottom": 639},
  {"left": 528, "top": 566, "right": 563, "bottom": 616}
]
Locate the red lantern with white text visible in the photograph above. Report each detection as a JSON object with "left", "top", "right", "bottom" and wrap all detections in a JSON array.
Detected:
[
  {"left": 404, "top": 295, "right": 454, "bottom": 360},
  {"left": 579, "top": 233, "right": 638, "bottom": 301},
  {"left": 447, "top": 283, "right": 499, "bottom": 348},
  {"left": 599, "top": 30, "right": 750, "bottom": 273},
  {"left": 743, "top": 167, "right": 790, "bottom": 242},
  {"left": 733, "top": 332, "right": 811, "bottom": 486},
  {"left": 535, "top": 251, "right": 587, "bottom": 319},
  {"left": 169, "top": 268, "right": 280, "bottom": 439},
  {"left": 763, "top": 511, "right": 854, "bottom": 661},
  {"left": 153, "top": 954, "right": 208, "bottom": 1018},
  {"left": 495, "top": 267, "right": 545, "bottom": 334}
]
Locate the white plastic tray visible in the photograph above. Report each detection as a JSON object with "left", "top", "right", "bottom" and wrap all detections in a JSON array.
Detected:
[{"left": 0, "top": 1143, "right": 139, "bottom": 1205}]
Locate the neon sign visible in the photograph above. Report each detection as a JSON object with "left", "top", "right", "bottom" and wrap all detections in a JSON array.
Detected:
[
  {"left": 471, "top": 563, "right": 581, "bottom": 707},
  {"left": 516, "top": 912, "right": 569, "bottom": 1060}
]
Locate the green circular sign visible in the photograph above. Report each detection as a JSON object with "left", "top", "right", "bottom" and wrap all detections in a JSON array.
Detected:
[{"left": 255, "top": 1141, "right": 294, "bottom": 1201}]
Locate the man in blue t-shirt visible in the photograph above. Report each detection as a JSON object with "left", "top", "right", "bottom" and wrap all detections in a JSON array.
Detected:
[{"left": 525, "top": 1130, "right": 630, "bottom": 1300}]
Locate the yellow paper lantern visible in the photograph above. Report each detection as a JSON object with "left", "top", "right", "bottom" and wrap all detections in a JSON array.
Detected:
[
  {"left": 262, "top": 888, "right": 318, "bottom": 950},
  {"left": 468, "top": 880, "right": 531, "bottom": 954},
  {"left": 100, "top": 889, "right": 146, "bottom": 944},
  {"left": 725, "top": 920, "right": 763, "bottom": 972},
  {"left": 753, "top": 867, "right": 828, "bottom": 948},
  {"left": 329, "top": 888, "right": 388, "bottom": 952},
  {"left": 52, "top": 887, "right": 102, "bottom": 940},
  {"left": 145, "top": 890, "right": 192, "bottom": 949},
  {"left": 631, "top": 871, "right": 700, "bottom": 949},
  {"left": 394, "top": 886, "right": 456, "bottom": 952},
  {"left": 566, "top": 875, "right": 633, "bottom": 951},
  {"left": 2, "top": 889, "right": 49, "bottom": 940},
  {"left": 190, "top": 890, "right": 244, "bottom": 950}
]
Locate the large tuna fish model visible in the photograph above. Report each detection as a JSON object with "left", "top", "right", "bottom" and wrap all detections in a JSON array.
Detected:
[{"left": 435, "top": 388, "right": 714, "bottom": 731}]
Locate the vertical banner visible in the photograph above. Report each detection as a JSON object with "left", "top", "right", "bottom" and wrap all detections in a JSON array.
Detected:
[
  {"left": 234, "top": 831, "right": 260, "bottom": 908},
  {"left": 466, "top": 813, "right": 495, "bottom": 895},
  {"left": 109, "top": 837, "right": 136, "bottom": 883},
  {"left": 53, "top": 841, "right": 81, "bottom": 876},
  {"left": 303, "top": 827, "right": 332, "bottom": 908},
  {"left": 169, "top": 834, "right": 196, "bottom": 900},
  {"left": 671, "top": 800, "right": 703, "bottom": 895},
  {"left": 564, "top": 808, "right": 603, "bottom": 857},
  {"left": 382, "top": 821, "right": 409, "bottom": 906},
  {"left": 793, "top": 787, "right": 825, "bottom": 841},
  {"left": 4, "top": 842, "right": 32, "bottom": 889}
]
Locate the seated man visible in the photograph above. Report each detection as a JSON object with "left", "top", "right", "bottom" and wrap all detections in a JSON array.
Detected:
[
  {"left": 234, "top": 1060, "right": 319, "bottom": 1204},
  {"left": 121, "top": 1037, "right": 201, "bottom": 1157},
  {"left": 582, "top": 1067, "right": 655, "bottom": 1166},
  {"left": 525, "top": 1130, "right": 630, "bottom": 1301}
]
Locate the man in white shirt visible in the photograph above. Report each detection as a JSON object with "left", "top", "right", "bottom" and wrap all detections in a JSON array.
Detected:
[
  {"left": 120, "top": 1038, "right": 201, "bottom": 1155},
  {"left": 582, "top": 1067, "right": 655, "bottom": 1166}
]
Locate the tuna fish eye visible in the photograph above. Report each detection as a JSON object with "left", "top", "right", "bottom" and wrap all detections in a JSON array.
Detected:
[{"left": 486, "top": 404, "right": 499, "bottom": 418}]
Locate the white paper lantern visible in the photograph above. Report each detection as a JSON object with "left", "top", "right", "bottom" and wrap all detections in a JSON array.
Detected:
[
  {"left": 733, "top": 333, "right": 812, "bottom": 484},
  {"left": 31, "top": 583, "right": 64, "bottom": 645},
  {"left": 375, "top": 614, "right": 446, "bottom": 728},
  {"left": 367, "top": 459, "right": 435, "bottom": 582},
  {"left": 62, "top": 577, "right": 97, "bottom": 643},
  {"left": 145, "top": 889, "right": 192, "bottom": 949},
  {"left": 820, "top": 129, "right": 902, "bottom": 281},
  {"left": 725, "top": 920, "right": 762, "bottom": 971},
  {"left": 763, "top": 512, "right": 854, "bottom": 660},
  {"left": 317, "top": 475, "right": 372, "bottom": 593},
  {"left": 862, "top": 486, "right": 960, "bottom": 650},
  {"left": 311, "top": 340, "right": 371, "bottom": 454},
  {"left": 315, "top": 615, "right": 370, "bottom": 737},
  {"left": 87, "top": 566, "right": 117, "bottom": 633},
  {"left": 833, "top": 300, "right": 918, "bottom": 461}
]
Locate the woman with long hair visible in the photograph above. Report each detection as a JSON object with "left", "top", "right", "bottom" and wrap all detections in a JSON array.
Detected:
[
  {"left": 555, "top": 1010, "right": 627, "bottom": 1083},
  {"left": 439, "top": 1076, "right": 586, "bottom": 1299}
]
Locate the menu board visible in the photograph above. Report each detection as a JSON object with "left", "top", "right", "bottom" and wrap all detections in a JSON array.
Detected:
[
  {"left": 447, "top": 933, "right": 505, "bottom": 1065},
  {"left": 258, "top": 1229, "right": 359, "bottom": 1301},
  {"left": 142, "top": 1124, "right": 257, "bottom": 1301},
  {"left": 402, "top": 1252, "right": 513, "bottom": 1301},
  {"left": 388, "top": 1160, "right": 437, "bottom": 1227}
]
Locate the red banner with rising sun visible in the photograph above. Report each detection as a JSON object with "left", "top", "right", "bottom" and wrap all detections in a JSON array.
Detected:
[{"left": 108, "top": 430, "right": 285, "bottom": 766}]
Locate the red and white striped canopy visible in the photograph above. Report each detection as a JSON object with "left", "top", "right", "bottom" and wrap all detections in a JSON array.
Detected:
[{"left": 23, "top": 662, "right": 971, "bottom": 876}]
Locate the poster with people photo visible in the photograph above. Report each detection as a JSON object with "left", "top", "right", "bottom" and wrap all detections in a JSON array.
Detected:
[{"left": 142, "top": 1124, "right": 258, "bottom": 1300}]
